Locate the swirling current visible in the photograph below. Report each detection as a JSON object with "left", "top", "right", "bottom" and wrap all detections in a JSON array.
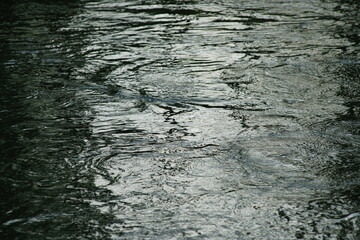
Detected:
[{"left": 0, "top": 0, "right": 359, "bottom": 239}]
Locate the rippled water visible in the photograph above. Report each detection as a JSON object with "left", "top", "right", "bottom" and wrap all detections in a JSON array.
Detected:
[{"left": 1, "top": 0, "right": 359, "bottom": 239}]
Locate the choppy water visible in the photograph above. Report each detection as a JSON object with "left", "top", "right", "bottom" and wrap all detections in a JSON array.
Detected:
[{"left": 0, "top": 0, "right": 359, "bottom": 239}]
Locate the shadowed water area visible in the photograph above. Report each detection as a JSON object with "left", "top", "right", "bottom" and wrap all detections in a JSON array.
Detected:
[{"left": 0, "top": 0, "right": 359, "bottom": 239}]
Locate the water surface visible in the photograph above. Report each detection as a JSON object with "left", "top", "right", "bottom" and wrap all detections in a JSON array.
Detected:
[{"left": 0, "top": 0, "right": 359, "bottom": 239}]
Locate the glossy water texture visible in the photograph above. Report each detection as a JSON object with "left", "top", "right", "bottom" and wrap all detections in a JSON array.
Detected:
[{"left": 1, "top": 0, "right": 360, "bottom": 239}]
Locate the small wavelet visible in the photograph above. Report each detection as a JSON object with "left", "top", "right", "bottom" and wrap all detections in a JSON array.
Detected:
[{"left": 1, "top": 0, "right": 360, "bottom": 239}]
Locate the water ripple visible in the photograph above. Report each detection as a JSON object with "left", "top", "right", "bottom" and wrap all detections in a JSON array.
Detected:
[{"left": 1, "top": 0, "right": 359, "bottom": 239}]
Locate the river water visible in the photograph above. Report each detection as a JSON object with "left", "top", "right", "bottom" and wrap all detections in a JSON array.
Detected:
[{"left": 0, "top": 0, "right": 359, "bottom": 239}]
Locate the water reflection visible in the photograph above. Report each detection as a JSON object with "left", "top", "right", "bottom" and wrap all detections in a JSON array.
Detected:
[
  {"left": 0, "top": 1, "right": 117, "bottom": 239},
  {"left": 1, "top": 0, "right": 360, "bottom": 239}
]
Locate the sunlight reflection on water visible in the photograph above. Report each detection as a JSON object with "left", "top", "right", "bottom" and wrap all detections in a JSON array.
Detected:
[{"left": 0, "top": 0, "right": 359, "bottom": 239}]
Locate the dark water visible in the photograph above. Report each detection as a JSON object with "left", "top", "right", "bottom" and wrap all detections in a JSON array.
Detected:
[{"left": 0, "top": 0, "right": 359, "bottom": 239}]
